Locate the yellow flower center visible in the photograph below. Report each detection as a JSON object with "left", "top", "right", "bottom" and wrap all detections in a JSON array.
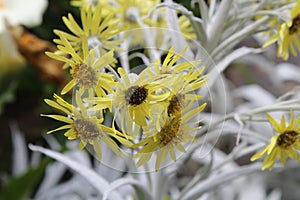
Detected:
[
  {"left": 125, "top": 86, "right": 148, "bottom": 105},
  {"left": 277, "top": 130, "right": 298, "bottom": 148},
  {"left": 76, "top": 63, "right": 98, "bottom": 88},
  {"left": 289, "top": 15, "right": 300, "bottom": 35},
  {"left": 159, "top": 118, "right": 182, "bottom": 147},
  {"left": 167, "top": 93, "right": 185, "bottom": 117},
  {"left": 74, "top": 118, "right": 101, "bottom": 143},
  {"left": 70, "top": 64, "right": 80, "bottom": 79}
]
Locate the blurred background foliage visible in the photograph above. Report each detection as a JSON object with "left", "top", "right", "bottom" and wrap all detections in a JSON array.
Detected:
[{"left": 0, "top": 0, "right": 78, "bottom": 183}]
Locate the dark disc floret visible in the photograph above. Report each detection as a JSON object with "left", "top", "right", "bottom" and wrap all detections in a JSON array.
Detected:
[{"left": 125, "top": 85, "right": 148, "bottom": 105}]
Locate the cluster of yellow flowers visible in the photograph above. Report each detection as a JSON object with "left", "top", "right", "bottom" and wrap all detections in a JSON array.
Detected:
[
  {"left": 252, "top": 0, "right": 300, "bottom": 170},
  {"left": 43, "top": 0, "right": 206, "bottom": 170},
  {"left": 43, "top": 0, "right": 300, "bottom": 172}
]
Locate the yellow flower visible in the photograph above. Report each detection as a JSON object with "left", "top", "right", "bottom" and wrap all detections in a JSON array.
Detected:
[
  {"left": 148, "top": 73, "right": 206, "bottom": 134},
  {"left": 42, "top": 92, "right": 132, "bottom": 163},
  {"left": 115, "top": 0, "right": 159, "bottom": 29},
  {"left": 47, "top": 42, "right": 116, "bottom": 96},
  {"left": 263, "top": 1, "right": 300, "bottom": 60},
  {"left": 132, "top": 100, "right": 207, "bottom": 171},
  {"left": 251, "top": 110, "right": 300, "bottom": 170},
  {"left": 147, "top": 46, "right": 201, "bottom": 76},
  {"left": 54, "top": 4, "right": 122, "bottom": 57},
  {"left": 164, "top": 73, "right": 206, "bottom": 117},
  {"left": 110, "top": 68, "right": 170, "bottom": 132},
  {"left": 110, "top": 0, "right": 160, "bottom": 46},
  {"left": 130, "top": 70, "right": 207, "bottom": 171}
]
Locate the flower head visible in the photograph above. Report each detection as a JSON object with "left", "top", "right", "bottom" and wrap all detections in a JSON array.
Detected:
[
  {"left": 147, "top": 46, "right": 201, "bottom": 76},
  {"left": 53, "top": 4, "right": 122, "bottom": 58},
  {"left": 251, "top": 110, "right": 300, "bottom": 170},
  {"left": 42, "top": 93, "right": 132, "bottom": 163},
  {"left": 132, "top": 100, "right": 206, "bottom": 171},
  {"left": 263, "top": 1, "right": 300, "bottom": 60},
  {"left": 129, "top": 70, "right": 206, "bottom": 171},
  {"left": 110, "top": 68, "right": 170, "bottom": 131},
  {"left": 47, "top": 39, "right": 116, "bottom": 96}
]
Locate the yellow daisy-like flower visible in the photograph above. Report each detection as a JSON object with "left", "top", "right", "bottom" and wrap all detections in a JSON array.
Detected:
[
  {"left": 47, "top": 41, "right": 116, "bottom": 96},
  {"left": 110, "top": 68, "right": 170, "bottom": 131},
  {"left": 131, "top": 6, "right": 196, "bottom": 47},
  {"left": 132, "top": 100, "right": 207, "bottom": 171},
  {"left": 146, "top": 72, "right": 206, "bottom": 133},
  {"left": 111, "top": 0, "right": 160, "bottom": 46},
  {"left": 163, "top": 73, "right": 206, "bottom": 118},
  {"left": 54, "top": 3, "right": 122, "bottom": 57},
  {"left": 42, "top": 92, "right": 132, "bottom": 163},
  {"left": 251, "top": 110, "right": 300, "bottom": 170},
  {"left": 263, "top": 1, "right": 300, "bottom": 60},
  {"left": 115, "top": 0, "right": 160, "bottom": 29},
  {"left": 147, "top": 46, "right": 201, "bottom": 76}
]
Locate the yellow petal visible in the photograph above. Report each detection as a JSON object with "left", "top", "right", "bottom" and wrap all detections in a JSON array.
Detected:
[
  {"left": 278, "top": 149, "right": 287, "bottom": 166},
  {"left": 79, "top": 141, "right": 86, "bottom": 150},
  {"left": 102, "top": 136, "right": 121, "bottom": 157},
  {"left": 63, "top": 14, "right": 84, "bottom": 36},
  {"left": 41, "top": 114, "right": 73, "bottom": 124},
  {"left": 136, "top": 153, "right": 152, "bottom": 167},
  {"left": 47, "top": 125, "right": 72, "bottom": 134},
  {"left": 266, "top": 113, "right": 281, "bottom": 133},
  {"left": 113, "top": 135, "right": 133, "bottom": 147},
  {"left": 44, "top": 99, "right": 71, "bottom": 115},
  {"left": 61, "top": 79, "right": 76, "bottom": 95},
  {"left": 176, "top": 143, "right": 186, "bottom": 153},
  {"left": 267, "top": 136, "right": 278, "bottom": 155},
  {"left": 262, "top": 148, "right": 278, "bottom": 170},
  {"left": 155, "top": 147, "right": 168, "bottom": 171},
  {"left": 250, "top": 146, "right": 268, "bottom": 161},
  {"left": 262, "top": 33, "right": 279, "bottom": 48},
  {"left": 64, "top": 129, "right": 77, "bottom": 140},
  {"left": 92, "top": 140, "right": 102, "bottom": 165},
  {"left": 169, "top": 148, "right": 176, "bottom": 161},
  {"left": 94, "top": 50, "right": 115, "bottom": 69}
]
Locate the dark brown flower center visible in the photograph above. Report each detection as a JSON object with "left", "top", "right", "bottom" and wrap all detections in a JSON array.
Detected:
[
  {"left": 159, "top": 118, "right": 181, "bottom": 147},
  {"left": 277, "top": 130, "right": 298, "bottom": 148},
  {"left": 167, "top": 93, "right": 185, "bottom": 117},
  {"left": 74, "top": 118, "right": 100, "bottom": 143},
  {"left": 76, "top": 63, "right": 98, "bottom": 88},
  {"left": 125, "top": 86, "right": 148, "bottom": 105},
  {"left": 289, "top": 15, "right": 300, "bottom": 35}
]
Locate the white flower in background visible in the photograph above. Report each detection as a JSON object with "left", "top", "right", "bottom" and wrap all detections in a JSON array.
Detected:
[
  {"left": 0, "top": 0, "right": 48, "bottom": 76},
  {"left": 0, "top": 0, "right": 48, "bottom": 32}
]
